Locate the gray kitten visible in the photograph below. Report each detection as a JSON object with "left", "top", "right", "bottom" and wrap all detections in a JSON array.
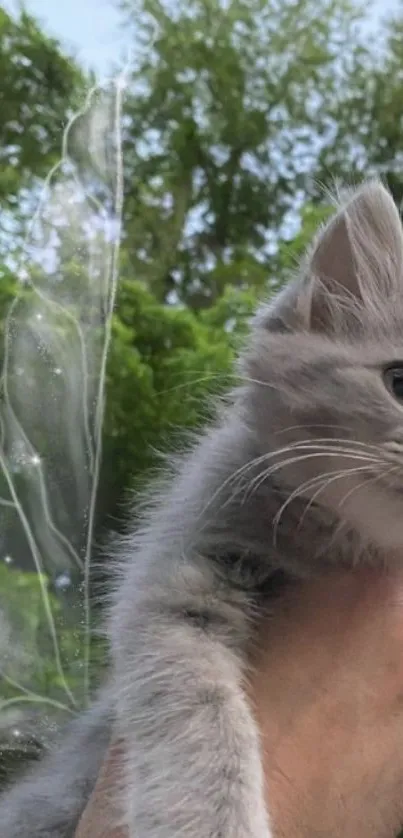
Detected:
[{"left": 1, "top": 179, "right": 403, "bottom": 838}]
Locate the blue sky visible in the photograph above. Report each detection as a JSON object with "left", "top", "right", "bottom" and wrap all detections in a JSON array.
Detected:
[
  {"left": 3, "top": 0, "right": 127, "bottom": 73},
  {"left": 2, "top": 0, "right": 401, "bottom": 75}
]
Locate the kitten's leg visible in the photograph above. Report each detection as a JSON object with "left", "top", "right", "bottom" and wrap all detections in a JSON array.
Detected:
[{"left": 114, "top": 599, "right": 271, "bottom": 838}]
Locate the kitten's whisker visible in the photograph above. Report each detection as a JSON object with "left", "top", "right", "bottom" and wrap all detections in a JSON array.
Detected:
[
  {"left": 200, "top": 439, "right": 385, "bottom": 521},
  {"left": 248, "top": 470, "right": 334, "bottom": 516},
  {"left": 199, "top": 450, "right": 290, "bottom": 518},
  {"left": 272, "top": 465, "right": 372, "bottom": 547},
  {"left": 337, "top": 465, "right": 401, "bottom": 510},
  {"left": 261, "top": 442, "right": 384, "bottom": 460},
  {"left": 296, "top": 466, "right": 373, "bottom": 530},
  {"left": 272, "top": 472, "right": 338, "bottom": 547},
  {"left": 238, "top": 452, "right": 382, "bottom": 506},
  {"left": 200, "top": 444, "right": 324, "bottom": 519},
  {"left": 238, "top": 376, "right": 292, "bottom": 395},
  {"left": 270, "top": 436, "right": 389, "bottom": 457},
  {"left": 274, "top": 423, "right": 352, "bottom": 437},
  {"left": 158, "top": 371, "right": 291, "bottom": 397},
  {"left": 237, "top": 451, "right": 378, "bottom": 505}
]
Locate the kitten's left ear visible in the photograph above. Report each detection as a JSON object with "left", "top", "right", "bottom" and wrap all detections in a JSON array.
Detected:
[
  {"left": 308, "top": 179, "right": 403, "bottom": 327},
  {"left": 258, "top": 180, "right": 403, "bottom": 334}
]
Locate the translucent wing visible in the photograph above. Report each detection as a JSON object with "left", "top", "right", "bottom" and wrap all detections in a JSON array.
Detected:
[{"left": 0, "top": 66, "right": 127, "bottom": 757}]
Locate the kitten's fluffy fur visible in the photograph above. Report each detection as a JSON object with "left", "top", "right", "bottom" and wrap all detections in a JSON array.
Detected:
[{"left": 1, "top": 180, "right": 403, "bottom": 837}]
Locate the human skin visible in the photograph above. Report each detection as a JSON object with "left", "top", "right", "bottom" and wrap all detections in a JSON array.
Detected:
[{"left": 75, "top": 567, "right": 403, "bottom": 838}]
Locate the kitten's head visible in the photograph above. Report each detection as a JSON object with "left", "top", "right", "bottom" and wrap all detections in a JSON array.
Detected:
[{"left": 242, "top": 180, "right": 403, "bottom": 551}]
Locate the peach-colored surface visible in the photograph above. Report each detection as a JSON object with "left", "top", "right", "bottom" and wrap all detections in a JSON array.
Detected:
[{"left": 74, "top": 742, "right": 127, "bottom": 838}]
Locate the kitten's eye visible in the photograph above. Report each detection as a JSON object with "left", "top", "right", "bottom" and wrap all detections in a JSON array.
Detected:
[{"left": 384, "top": 365, "right": 403, "bottom": 403}]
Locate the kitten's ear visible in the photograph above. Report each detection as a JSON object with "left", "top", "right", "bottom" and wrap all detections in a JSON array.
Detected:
[{"left": 259, "top": 180, "right": 403, "bottom": 334}]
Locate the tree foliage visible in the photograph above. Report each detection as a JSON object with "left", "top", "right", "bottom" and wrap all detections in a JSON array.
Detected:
[
  {"left": 119, "top": 0, "right": 364, "bottom": 307},
  {"left": 0, "top": 8, "right": 83, "bottom": 207},
  {"left": 314, "top": 6, "right": 403, "bottom": 206}
]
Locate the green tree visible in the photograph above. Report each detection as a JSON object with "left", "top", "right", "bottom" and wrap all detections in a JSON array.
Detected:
[
  {"left": 0, "top": 8, "right": 84, "bottom": 207},
  {"left": 118, "top": 0, "right": 365, "bottom": 308},
  {"left": 314, "top": 3, "right": 403, "bottom": 206},
  {"left": 101, "top": 274, "right": 236, "bottom": 519}
]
